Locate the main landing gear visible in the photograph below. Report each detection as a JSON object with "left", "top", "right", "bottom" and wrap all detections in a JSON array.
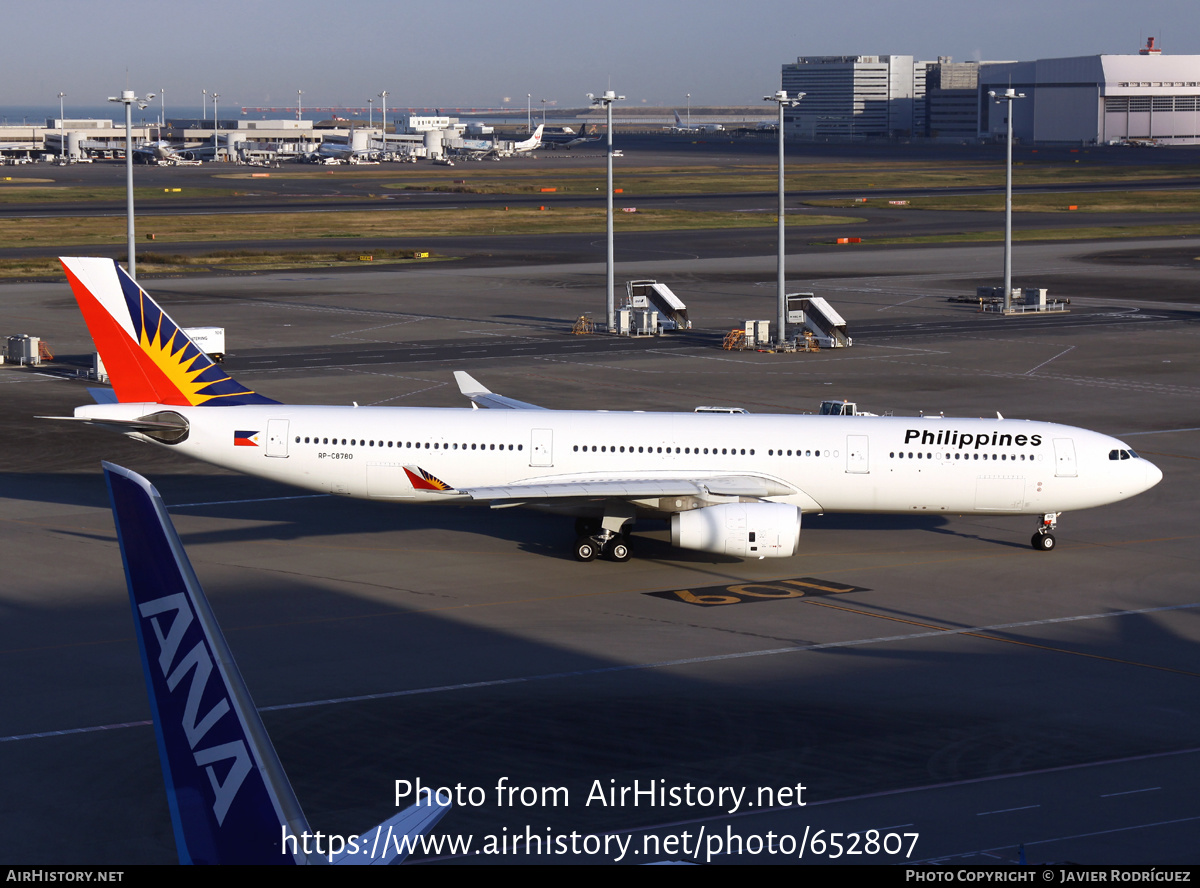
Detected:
[
  {"left": 574, "top": 515, "right": 633, "bottom": 562},
  {"left": 1031, "top": 512, "right": 1060, "bottom": 551}
]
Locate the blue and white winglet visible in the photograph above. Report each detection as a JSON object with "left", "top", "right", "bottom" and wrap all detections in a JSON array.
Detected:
[{"left": 103, "top": 462, "right": 449, "bottom": 864}]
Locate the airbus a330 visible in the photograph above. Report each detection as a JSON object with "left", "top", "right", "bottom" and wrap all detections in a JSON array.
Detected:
[{"left": 51, "top": 258, "right": 1162, "bottom": 562}]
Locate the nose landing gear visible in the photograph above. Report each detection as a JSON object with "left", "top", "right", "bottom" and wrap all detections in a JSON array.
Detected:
[{"left": 1031, "top": 512, "right": 1060, "bottom": 551}]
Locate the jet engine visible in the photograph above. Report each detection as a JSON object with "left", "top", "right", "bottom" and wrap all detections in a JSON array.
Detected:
[{"left": 671, "top": 502, "right": 801, "bottom": 558}]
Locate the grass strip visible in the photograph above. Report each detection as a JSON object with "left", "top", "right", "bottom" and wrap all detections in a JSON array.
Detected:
[{"left": 0, "top": 207, "right": 860, "bottom": 250}]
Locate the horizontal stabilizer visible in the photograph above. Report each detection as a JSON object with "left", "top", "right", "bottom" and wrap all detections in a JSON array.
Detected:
[
  {"left": 88, "top": 387, "right": 120, "bottom": 405},
  {"left": 39, "top": 413, "right": 189, "bottom": 433},
  {"left": 330, "top": 800, "right": 451, "bottom": 865}
]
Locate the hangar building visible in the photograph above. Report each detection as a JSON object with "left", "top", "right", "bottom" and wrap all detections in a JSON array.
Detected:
[{"left": 978, "top": 46, "right": 1200, "bottom": 146}]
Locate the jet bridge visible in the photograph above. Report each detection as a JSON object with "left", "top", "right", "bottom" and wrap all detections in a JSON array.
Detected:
[
  {"left": 788, "top": 293, "right": 852, "bottom": 348},
  {"left": 625, "top": 280, "right": 691, "bottom": 332}
]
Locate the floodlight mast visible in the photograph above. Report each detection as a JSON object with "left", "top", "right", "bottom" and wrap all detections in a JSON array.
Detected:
[
  {"left": 989, "top": 88, "right": 1024, "bottom": 312},
  {"left": 589, "top": 90, "right": 624, "bottom": 332},
  {"left": 57, "top": 92, "right": 66, "bottom": 165},
  {"left": 764, "top": 89, "right": 803, "bottom": 345},
  {"left": 107, "top": 89, "right": 154, "bottom": 280},
  {"left": 379, "top": 90, "right": 388, "bottom": 154}
]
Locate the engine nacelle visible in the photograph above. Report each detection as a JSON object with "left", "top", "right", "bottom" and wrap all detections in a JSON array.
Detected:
[{"left": 671, "top": 502, "right": 802, "bottom": 558}]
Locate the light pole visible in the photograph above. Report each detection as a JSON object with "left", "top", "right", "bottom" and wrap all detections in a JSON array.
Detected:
[
  {"left": 57, "top": 92, "right": 66, "bottom": 164},
  {"left": 159, "top": 88, "right": 165, "bottom": 131},
  {"left": 202, "top": 88, "right": 207, "bottom": 131},
  {"left": 541, "top": 98, "right": 547, "bottom": 127},
  {"left": 527, "top": 94, "right": 531, "bottom": 133},
  {"left": 379, "top": 90, "right": 388, "bottom": 155},
  {"left": 989, "top": 88, "right": 1025, "bottom": 312},
  {"left": 212, "top": 93, "right": 220, "bottom": 160},
  {"left": 107, "top": 89, "right": 155, "bottom": 280},
  {"left": 588, "top": 90, "right": 623, "bottom": 332},
  {"left": 297, "top": 89, "right": 303, "bottom": 122},
  {"left": 764, "top": 89, "right": 803, "bottom": 345},
  {"left": 368, "top": 98, "right": 373, "bottom": 129},
  {"left": 686, "top": 93, "right": 690, "bottom": 130}
]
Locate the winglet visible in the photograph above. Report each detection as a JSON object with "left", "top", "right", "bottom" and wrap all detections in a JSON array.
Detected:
[
  {"left": 452, "top": 371, "right": 546, "bottom": 410},
  {"left": 104, "top": 462, "right": 450, "bottom": 864},
  {"left": 453, "top": 370, "right": 490, "bottom": 397}
]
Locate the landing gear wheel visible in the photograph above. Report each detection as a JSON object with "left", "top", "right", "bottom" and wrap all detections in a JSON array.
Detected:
[
  {"left": 574, "top": 538, "right": 599, "bottom": 562},
  {"left": 607, "top": 540, "right": 631, "bottom": 562},
  {"left": 1031, "top": 532, "right": 1056, "bottom": 551}
]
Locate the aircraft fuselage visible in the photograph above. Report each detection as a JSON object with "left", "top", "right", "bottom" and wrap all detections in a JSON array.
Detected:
[{"left": 77, "top": 402, "right": 1161, "bottom": 518}]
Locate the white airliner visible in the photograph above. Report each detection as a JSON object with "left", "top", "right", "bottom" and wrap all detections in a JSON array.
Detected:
[
  {"left": 134, "top": 140, "right": 203, "bottom": 166},
  {"left": 455, "top": 125, "right": 543, "bottom": 160},
  {"left": 671, "top": 111, "right": 724, "bottom": 134},
  {"left": 513, "top": 124, "right": 544, "bottom": 152},
  {"left": 53, "top": 258, "right": 1162, "bottom": 561}
]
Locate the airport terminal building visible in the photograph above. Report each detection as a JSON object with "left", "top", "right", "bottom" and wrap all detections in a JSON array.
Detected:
[{"left": 781, "top": 55, "right": 930, "bottom": 139}]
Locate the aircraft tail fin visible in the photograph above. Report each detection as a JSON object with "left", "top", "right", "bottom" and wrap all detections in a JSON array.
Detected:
[
  {"left": 105, "top": 461, "right": 311, "bottom": 864},
  {"left": 61, "top": 258, "right": 278, "bottom": 407},
  {"left": 673, "top": 111, "right": 683, "bottom": 127},
  {"left": 104, "top": 462, "right": 450, "bottom": 864}
]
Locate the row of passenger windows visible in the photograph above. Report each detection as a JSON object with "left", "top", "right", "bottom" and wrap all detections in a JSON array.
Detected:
[
  {"left": 890, "top": 451, "right": 1043, "bottom": 461},
  {"left": 572, "top": 445, "right": 758, "bottom": 455},
  {"left": 566, "top": 445, "right": 848, "bottom": 458},
  {"left": 296, "top": 436, "right": 522, "bottom": 452}
]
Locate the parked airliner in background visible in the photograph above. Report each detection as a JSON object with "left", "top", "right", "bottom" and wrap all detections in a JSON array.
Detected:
[
  {"left": 671, "top": 111, "right": 724, "bottom": 134},
  {"left": 539, "top": 123, "right": 601, "bottom": 149},
  {"left": 457, "top": 124, "right": 545, "bottom": 160},
  {"left": 105, "top": 461, "right": 449, "bottom": 863},
  {"left": 54, "top": 258, "right": 1161, "bottom": 562},
  {"left": 133, "top": 140, "right": 202, "bottom": 166},
  {"left": 513, "top": 124, "right": 544, "bottom": 152}
]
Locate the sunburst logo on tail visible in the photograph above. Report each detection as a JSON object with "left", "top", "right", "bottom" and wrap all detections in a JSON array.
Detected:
[{"left": 61, "top": 258, "right": 277, "bottom": 407}]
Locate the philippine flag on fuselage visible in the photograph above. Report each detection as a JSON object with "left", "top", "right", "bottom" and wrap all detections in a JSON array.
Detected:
[{"left": 234, "top": 430, "right": 260, "bottom": 447}]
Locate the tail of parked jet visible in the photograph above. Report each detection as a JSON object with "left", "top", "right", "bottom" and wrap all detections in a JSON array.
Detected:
[
  {"left": 515, "top": 124, "right": 544, "bottom": 151},
  {"left": 104, "top": 462, "right": 450, "bottom": 864},
  {"left": 61, "top": 257, "right": 276, "bottom": 406}
]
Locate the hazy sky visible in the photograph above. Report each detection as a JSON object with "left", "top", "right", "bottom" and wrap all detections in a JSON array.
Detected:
[{"left": 5, "top": 0, "right": 1196, "bottom": 112}]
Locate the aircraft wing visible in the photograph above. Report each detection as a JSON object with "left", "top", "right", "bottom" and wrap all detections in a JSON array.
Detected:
[
  {"left": 405, "top": 466, "right": 796, "bottom": 502},
  {"left": 454, "top": 371, "right": 547, "bottom": 410}
]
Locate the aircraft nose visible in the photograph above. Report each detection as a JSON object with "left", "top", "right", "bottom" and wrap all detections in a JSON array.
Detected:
[{"left": 1143, "top": 458, "right": 1163, "bottom": 491}]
